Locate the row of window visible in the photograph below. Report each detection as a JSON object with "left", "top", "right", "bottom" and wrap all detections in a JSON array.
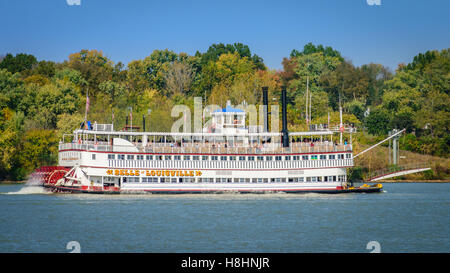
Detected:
[
  {"left": 106, "top": 154, "right": 351, "bottom": 161},
  {"left": 121, "top": 175, "right": 346, "bottom": 184}
]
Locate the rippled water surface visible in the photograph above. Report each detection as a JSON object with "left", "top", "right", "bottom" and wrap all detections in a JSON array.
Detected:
[{"left": 0, "top": 183, "right": 448, "bottom": 253}]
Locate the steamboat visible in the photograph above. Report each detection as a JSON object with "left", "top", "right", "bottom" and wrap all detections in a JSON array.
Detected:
[{"left": 33, "top": 87, "right": 382, "bottom": 194}]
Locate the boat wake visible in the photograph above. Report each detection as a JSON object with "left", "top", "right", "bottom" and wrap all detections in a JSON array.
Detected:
[{"left": 4, "top": 177, "right": 50, "bottom": 195}]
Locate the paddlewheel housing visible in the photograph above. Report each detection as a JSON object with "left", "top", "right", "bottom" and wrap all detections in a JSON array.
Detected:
[{"left": 31, "top": 166, "right": 71, "bottom": 187}]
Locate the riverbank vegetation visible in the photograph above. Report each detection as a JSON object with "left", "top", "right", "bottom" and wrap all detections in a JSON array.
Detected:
[{"left": 0, "top": 44, "right": 448, "bottom": 180}]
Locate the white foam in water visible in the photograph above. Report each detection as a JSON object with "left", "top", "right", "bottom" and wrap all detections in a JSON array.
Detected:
[{"left": 5, "top": 176, "right": 51, "bottom": 195}]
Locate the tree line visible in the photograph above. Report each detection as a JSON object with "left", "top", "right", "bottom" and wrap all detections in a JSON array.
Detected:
[{"left": 0, "top": 43, "right": 448, "bottom": 180}]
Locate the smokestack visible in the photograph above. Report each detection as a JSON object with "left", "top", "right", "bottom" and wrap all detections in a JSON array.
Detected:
[
  {"left": 281, "top": 87, "right": 289, "bottom": 147},
  {"left": 143, "top": 114, "right": 146, "bottom": 132},
  {"left": 262, "top": 87, "right": 269, "bottom": 132}
]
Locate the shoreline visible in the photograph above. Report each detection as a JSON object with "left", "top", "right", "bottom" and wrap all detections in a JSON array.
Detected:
[
  {"left": 0, "top": 181, "right": 27, "bottom": 184},
  {"left": 362, "top": 180, "right": 450, "bottom": 183}
]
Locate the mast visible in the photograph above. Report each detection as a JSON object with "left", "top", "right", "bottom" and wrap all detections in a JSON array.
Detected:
[
  {"left": 305, "top": 76, "right": 309, "bottom": 127},
  {"left": 339, "top": 94, "right": 343, "bottom": 145}
]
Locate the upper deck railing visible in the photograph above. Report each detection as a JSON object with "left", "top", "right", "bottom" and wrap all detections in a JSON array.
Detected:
[{"left": 59, "top": 141, "right": 352, "bottom": 155}]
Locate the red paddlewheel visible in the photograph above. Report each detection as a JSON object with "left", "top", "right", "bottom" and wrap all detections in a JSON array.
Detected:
[
  {"left": 32, "top": 166, "right": 71, "bottom": 185},
  {"left": 47, "top": 169, "right": 68, "bottom": 185}
]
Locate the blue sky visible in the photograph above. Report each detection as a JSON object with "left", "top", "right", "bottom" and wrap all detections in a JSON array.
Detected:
[{"left": 1, "top": 0, "right": 449, "bottom": 71}]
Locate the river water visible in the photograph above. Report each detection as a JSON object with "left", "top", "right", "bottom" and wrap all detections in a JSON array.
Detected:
[{"left": 0, "top": 182, "right": 448, "bottom": 253}]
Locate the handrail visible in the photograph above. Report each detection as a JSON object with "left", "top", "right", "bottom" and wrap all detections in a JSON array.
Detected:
[
  {"left": 365, "top": 162, "right": 431, "bottom": 180},
  {"left": 59, "top": 142, "right": 353, "bottom": 155}
]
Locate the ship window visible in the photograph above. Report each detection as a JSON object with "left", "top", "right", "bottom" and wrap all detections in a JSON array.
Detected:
[
  {"left": 252, "top": 178, "right": 257, "bottom": 183},
  {"left": 220, "top": 156, "right": 227, "bottom": 161},
  {"left": 248, "top": 156, "right": 255, "bottom": 161},
  {"left": 127, "top": 155, "right": 134, "bottom": 160},
  {"left": 215, "top": 178, "right": 221, "bottom": 183},
  {"left": 299, "top": 177, "right": 304, "bottom": 182},
  {"left": 92, "top": 154, "right": 96, "bottom": 160},
  {"left": 171, "top": 178, "right": 177, "bottom": 183},
  {"left": 137, "top": 155, "right": 144, "bottom": 160},
  {"left": 275, "top": 156, "right": 282, "bottom": 161},
  {"left": 211, "top": 156, "right": 218, "bottom": 161},
  {"left": 118, "top": 154, "right": 125, "bottom": 160},
  {"left": 108, "top": 154, "right": 115, "bottom": 160},
  {"left": 202, "top": 155, "right": 209, "bottom": 160},
  {"left": 329, "top": 154, "right": 335, "bottom": 160},
  {"left": 263, "top": 178, "right": 268, "bottom": 183},
  {"left": 129, "top": 177, "right": 139, "bottom": 183},
  {"left": 257, "top": 156, "right": 264, "bottom": 161},
  {"left": 266, "top": 156, "right": 273, "bottom": 161},
  {"left": 165, "top": 155, "right": 172, "bottom": 160},
  {"left": 285, "top": 156, "right": 291, "bottom": 161},
  {"left": 302, "top": 155, "right": 309, "bottom": 160},
  {"left": 320, "top": 155, "right": 326, "bottom": 160},
  {"left": 239, "top": 156, "right": 245, "bottom": 161},
  {"left": 146, "top": 155, "right": 153, "bottom": 160},
  {"left": 156, "top": 155, "right": 163, "bottom": 160},
  {"left": 229, "top": 156, "right": 236, "bottom": 161},
  {"left": 193, "top": 156, "right": 200, "bottom": 160},
  {"left": 346, "top": 153, "right": 352, "bottom": 159},
  {"left": 257, "top": 178, "right": 263, "bottom": 183},
  {"left": 317, "top": 176, "right": 322, "bottom": 182},
  {"left": 184, "top": 155, "right": 191, "bottom": 160},
  {"left": 311, "top": 155, "right": 318, "bottom": 160},
  {"left": 174, "top": 155, "right": 181, "bottom": 160},
  {"left": 239, "top": 178, "right": 245, "bottom": 183},
  {"left": 270, "top": 178, "right": 275, "bottom": 183},
  {"left": 293, "top": 155, "right": 300, "bottom": 160},
  {"left": 306, "top": 177, "right": 311, "bottom": 182},
  {"left": 275, "top": 178, "right": 281, "bottom": 182}
]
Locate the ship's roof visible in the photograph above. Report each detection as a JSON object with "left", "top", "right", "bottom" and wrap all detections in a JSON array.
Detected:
[{"left": 213, "top": 106, "right": 245, "bottom": 113}]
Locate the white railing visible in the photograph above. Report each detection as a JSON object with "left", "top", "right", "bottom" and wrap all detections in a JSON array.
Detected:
[{"left": 59, "top": 142, "right": 352, "bottom": 155}]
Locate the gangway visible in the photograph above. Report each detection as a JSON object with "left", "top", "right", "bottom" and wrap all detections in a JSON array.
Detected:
[{"left": 365, "top": 163, "right": 431, "bottom": 182}]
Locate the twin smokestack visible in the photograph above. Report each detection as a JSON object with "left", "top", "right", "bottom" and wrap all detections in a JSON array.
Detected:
[{"left": 261, "top": 86, "right": 289, "bottom": 148}]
